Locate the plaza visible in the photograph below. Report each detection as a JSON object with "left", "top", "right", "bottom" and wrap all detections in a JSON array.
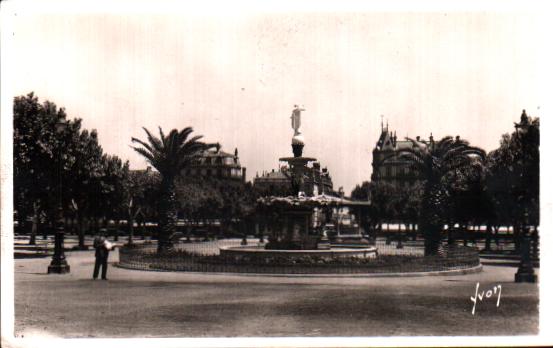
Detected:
[
  {"left": 3, "top": 6, "right": 549, "bottom": 347},
  {"left": 12, "top": 236, "right": 539, "bottom": 338}
]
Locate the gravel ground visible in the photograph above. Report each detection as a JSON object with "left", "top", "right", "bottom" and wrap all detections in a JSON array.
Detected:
[{"left": 13, "top": 247, "right": 539, "bottom": 338}]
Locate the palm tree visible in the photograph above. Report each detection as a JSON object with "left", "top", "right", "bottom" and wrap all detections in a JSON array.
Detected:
[
  {"left": 383, "top": 136, "right": 486, "bottom": 255},
  {"left": 131, "top": 127, "right": 216, "bottom": 253}
]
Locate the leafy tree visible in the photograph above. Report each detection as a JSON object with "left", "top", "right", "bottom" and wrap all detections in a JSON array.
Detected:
[
  {"left": 349, "top": 181, "right": 396, "bottom": 240},
  {"left": 65, "top": 129, "right": 105, "bottom": 248},
  {"left": 351, "top": 181, "right": 370, "bottom": 201},
  {"left": 100, "top": 154, "right": 130, "bottom": 239},
  {"left": 127, "top": 168, "right": 161, "bottom": 243},
  {"left": 175, "top": 176, "right": 224, "bottom": 235},
  {"left": 217, "top": 180, "right": 257, "bottom": 235},
  {"left": 445, "top": 160, "right": 487, "bottom": 246},
  {"left": 175, "top": 177, "right": 257, "bottom": 238},
  {"left": 368, "top": 181, "right": 397, "bottom": 234},
  {"left": 350, "top": 180, "right": 422, "bottom": 243},
  {"left": 403, "top": 182, "right": 424, "bottom": 240},
  {"left": 14, "top": 92, "right": 131, "bottom": 248},
  {"left": 14, "top": 93, "right": 86, "bottom": 243},
  {"left": 131, "top": 127, "right": 216, "bottom": 252},
  {"left": 486, "top": 110, "right": 539, "bottom": 249},
  {"left": 384, "top": 136, "right": 486, "bottom": 255}
]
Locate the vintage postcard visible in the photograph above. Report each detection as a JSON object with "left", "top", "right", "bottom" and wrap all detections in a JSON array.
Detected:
[{"left": 1, "top": 1, "right": 551, "bottom": 347}]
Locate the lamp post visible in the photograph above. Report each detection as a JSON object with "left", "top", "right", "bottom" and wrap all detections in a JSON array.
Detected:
[
  {"left": 48, "top": 118, "right": 71, "bottom": 274},
  {"left": 512, "top": 110, "right": 536, "bottom": 282},
  {"left": 514, "top": 212, "right": 536, "bottom": 283}
]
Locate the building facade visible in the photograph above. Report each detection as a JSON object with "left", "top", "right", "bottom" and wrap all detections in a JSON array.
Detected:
[
  {"left": 371, "top": 123, "right": 427, "bottom": 190},
  {"left": 253, "top": 161, "right": 335, "bottom": 197},
  {"left": 181, "top": 145, "right": 246, "bottom": 182}
]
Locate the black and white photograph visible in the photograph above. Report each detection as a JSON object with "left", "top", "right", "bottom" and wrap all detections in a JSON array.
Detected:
[{"left": 1, "top": 1, "right": 551, "bottom": 347}]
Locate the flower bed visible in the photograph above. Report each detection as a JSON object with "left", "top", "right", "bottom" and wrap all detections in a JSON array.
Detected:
[{"left": 118, "top": 243, "right": 480, "bottom": 274}]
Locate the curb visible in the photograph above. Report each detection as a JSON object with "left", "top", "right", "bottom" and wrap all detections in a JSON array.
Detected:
[{"left": 115, "top": 263, "right": 483, "bottom": 278}]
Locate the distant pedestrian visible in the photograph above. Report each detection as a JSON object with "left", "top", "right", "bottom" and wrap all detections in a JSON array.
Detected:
[{"left": 93, "top": 233, "right": 114, "bottom": 280}]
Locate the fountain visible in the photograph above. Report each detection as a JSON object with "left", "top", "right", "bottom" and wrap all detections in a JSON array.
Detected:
[
  {"left": 118, "top": 105, "right": 480, "bottom": 275},
  {"left": 219, "top": 105, "right": 377, "bottom": 260}
]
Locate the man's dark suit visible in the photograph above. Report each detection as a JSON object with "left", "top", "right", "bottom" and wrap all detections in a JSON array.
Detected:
[{"left": 93, "top": 236, "right": 109, "bottom": 280}]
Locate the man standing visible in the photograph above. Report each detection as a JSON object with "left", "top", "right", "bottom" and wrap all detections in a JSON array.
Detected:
[{"left": 93, "top": 233, "right": 113, "bottom": 280}]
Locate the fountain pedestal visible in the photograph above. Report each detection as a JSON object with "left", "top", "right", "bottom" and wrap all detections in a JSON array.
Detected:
[{"left": 265, "top": 206, "right": 318, "bottom": 250}]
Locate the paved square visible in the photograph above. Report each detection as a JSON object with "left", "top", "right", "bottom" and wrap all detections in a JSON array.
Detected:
[{"left": 14, "top": 248, "right": 539, "bottom": 338}]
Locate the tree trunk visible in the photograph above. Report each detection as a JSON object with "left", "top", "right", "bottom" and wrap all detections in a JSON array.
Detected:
[
  {"left": 186, "top": 226, "right": 192, "bottom": 242},
  {"left": 42, "top": 216, "right": 48, "bottom": 240},
  {"left": 532, "top": 225, "right": 538, "bottom": 259},
  {"left": 396, "top": 223, "right": 403, "bottom": 249},
  {"left": 157, "top": 178, "right": 177, "bottom": 253},
  {"left": 29, "top": 202, "right": 40, "bottom": 245},
  {"left": 141, "top": 219, "right": 146, "bottom": 240},
  {"left": 256, "top": 221, "right": 263, "bottom": 243},
  {"left": 114, "top": 219, "right": 120, "bottom": 241},
  {"left": 484, "top": 224, "right": 492, "bottom": 251},
  {"left": 128, "top": 214, "right": 134, "bottom": 245},
  {"left": 77, "top": 214, "right": 86, "bottom": 249},
  {"left": 514, "top": 224, "right": 520, "bottom": 252},
  {"left": 422, "top": 223, "right": 442, "bottom": 256},
  {"left": 94, "top": 216, "right": 100, "bottom": 235},
  {"left": 447, "top": 222, "right": 455, "bottom": 245}
]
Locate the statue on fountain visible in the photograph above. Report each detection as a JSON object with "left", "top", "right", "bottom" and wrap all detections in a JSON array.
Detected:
[
  {"left": 291, "top": 104, "right": 305, "bottom": 135},
  {"left": 290, "top": 105, "right": 306, "bottom": 157}
]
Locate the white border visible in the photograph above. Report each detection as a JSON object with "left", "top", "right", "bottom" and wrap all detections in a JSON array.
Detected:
[{"left": 1, "top": 1, "right": 552, "bottom": 347}]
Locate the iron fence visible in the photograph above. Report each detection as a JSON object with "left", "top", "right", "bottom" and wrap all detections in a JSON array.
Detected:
[{"left": 118, "top": 238, "right": 480, "bottom": 274}]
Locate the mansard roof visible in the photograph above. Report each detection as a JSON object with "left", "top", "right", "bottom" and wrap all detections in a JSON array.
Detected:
[
  {"left": 375, "top": 126, "right": 428, "bottom": 152},
  {"left": 201, "top": 149, "right": 235, "bottom": 158}
]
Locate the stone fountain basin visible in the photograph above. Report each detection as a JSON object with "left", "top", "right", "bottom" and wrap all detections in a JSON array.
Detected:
[{"left": 219, "top": 245, "right": 377, "bottom": 260}]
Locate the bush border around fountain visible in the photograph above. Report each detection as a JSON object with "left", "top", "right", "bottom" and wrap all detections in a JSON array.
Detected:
[
  {"left": 117, "top": 242, "right": 482, "bottom": 275},
  {"left": 219, "top": 245, "right": 378, "bottom": 260}
]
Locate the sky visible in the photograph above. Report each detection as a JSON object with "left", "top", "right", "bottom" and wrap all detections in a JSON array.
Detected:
[
  {"left": 5, "top": 4, "right": 547, "bottom": 193},
  {"left": 2, "top": 3, "right": 553, "bottom": 343}
]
